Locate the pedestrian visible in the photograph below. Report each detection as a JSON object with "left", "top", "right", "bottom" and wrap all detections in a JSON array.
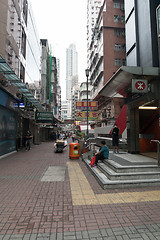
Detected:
[
  {"left": 25, "top": 130, "right": 32, "bottom": 151},
  {"left": 111, "top": 124, "right": 120, "bottom": 153},
  {"left": 92, "top": 140, "right": 109, "bottom": 167},
  {"left": 72, "top": 133, "right": 75, "bottom": 142},
  {"left": 60, "top": 132, "right": 65, "bottom": 140}
]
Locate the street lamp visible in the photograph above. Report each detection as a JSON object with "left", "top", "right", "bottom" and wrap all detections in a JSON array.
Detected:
[{"left": 85, "top": 69, "right": 89, "bottom": 138}]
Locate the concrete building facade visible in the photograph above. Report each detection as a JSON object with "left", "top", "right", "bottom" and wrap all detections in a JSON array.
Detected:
[
  {"left": 71, "top": 85, "right": 80, "bottom": 121},
  {"left": 100, "top": 0, "right": 160, "bottom": 154},
  {"left": 88, "top": 0, "right": 125, "bottom": 127},
  {"left": 87, "top": 0, "right": 103, "bottom": 67}
]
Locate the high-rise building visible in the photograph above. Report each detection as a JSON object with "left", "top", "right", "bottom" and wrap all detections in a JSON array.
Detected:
[
  {"left": 87, "top": 0, "right": 103, "bottom": 67},
  {"left": 66, "top": 43, "right": 78, "bottom": 101},
  {"left": 88, "top": 0, "right": 125, "bottom": 127}
]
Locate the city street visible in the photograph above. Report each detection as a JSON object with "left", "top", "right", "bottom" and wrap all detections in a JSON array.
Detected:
[{"left": 0, "top": 140, "right": 160, "bottom": 239}]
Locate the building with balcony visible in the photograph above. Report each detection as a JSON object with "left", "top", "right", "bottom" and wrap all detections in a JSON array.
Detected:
[
  {"left": 87, "top": 0, "right": 103, "bottom": 67},
  {"left": 61, "top": 100, "right": 70, "bottom": 121},
  {"left": 79, "top": 82, "right": 91, "bottom": 102},
  {"left": 88, "top": 0, "right": 125, "bottom": 126},
  {"left": 71, "top": 85, "right": 80, "bottom": 120}
]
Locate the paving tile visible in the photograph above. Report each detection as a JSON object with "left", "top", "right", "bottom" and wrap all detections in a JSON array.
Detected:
[{"left": 0, "top": 142, "right": 160, "bottom": 240}]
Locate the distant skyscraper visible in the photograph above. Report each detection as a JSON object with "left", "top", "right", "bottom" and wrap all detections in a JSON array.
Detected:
[
  {"left": 66, "top": 43, "right": 78, "bottom": 101},
  {"left": 87, "top": 0, "right": 103, "bottom": 67}
]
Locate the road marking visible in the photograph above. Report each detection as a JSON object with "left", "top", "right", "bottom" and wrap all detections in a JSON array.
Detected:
[{"left": 68, "top": 162, "right": 160, "bottom": 205}]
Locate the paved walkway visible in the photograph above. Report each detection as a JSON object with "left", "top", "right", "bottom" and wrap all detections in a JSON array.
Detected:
[{"left": 0, "top": 140, "right": 160, "bottom": 239}]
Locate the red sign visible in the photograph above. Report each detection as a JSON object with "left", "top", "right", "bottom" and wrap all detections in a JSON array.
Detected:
[
  {"left": 132, "top": 79, "right": 148, "bottom": 93},
  {"left": 76, "top": 101, "right": 98, "bottom": 110},
  {"left": 135, "top": 81, "right": 146, "bottom": 91}
]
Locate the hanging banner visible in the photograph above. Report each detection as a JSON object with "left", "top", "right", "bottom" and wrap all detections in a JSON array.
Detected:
[
  {"left": 76, "top": 111, "right": 98, "bottom": 121},
  {"left": 76, "top": 101, "right": 98, "bottom": 110}
]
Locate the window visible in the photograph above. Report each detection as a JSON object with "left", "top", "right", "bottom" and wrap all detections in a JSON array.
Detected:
[
  {"left": 114, "top": 15, "right": 121, "bottom": 22},
  {"left": 122, "top": 59, "right": 126, "bottom": 66},
  {"left": 121, "top": 16, "right": 125, "bottom": 23},
  {"left": 115, "top": 44, "right": 121, "bottom": 51},
  {"left": 20, "top": 64, "right": 25, "bottom": 81},
  {"left": 121, "top": 30, "right": 125, "bottom": 37},
  {"left": 114, "top": 29, "right": 121, "bottom": 36},
  {"left": 21, "top": 28, "right": 26, "bottom": 58},
  {"left": 121, "top": 3, "right": 124, "bottom": 11},
  {"left": 122, "top": 44, "right": 126, "bottom": 52},
  {"left": 114, "top": 2, "right": 120, "bottom": 8},
  {"left": 115, "top": 59, "right": 121, "bottom": 66}
]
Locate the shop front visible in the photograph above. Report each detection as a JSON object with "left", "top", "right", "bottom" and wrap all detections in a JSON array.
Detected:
[
  {"left": 0, "top": 87, "right": 19, "bottom": 157},
  {"left": 100, "top": 66, "right": 160, "bottom": 155}
]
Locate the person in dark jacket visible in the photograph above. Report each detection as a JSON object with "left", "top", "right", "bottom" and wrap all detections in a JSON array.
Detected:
[
  {"left": 25, "top": 130, "right": 32, "bottom": 151},
  {"left": 111, "top": 124, "right": 120, "bottom": 153}
]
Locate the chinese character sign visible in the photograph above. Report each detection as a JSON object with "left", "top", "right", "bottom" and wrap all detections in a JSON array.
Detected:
[
  {"left": 76, "top": 112, "right": 98, "bottom": 120},
  {"left": 76, "top": 101, "right": 98, "bottom": 110}
]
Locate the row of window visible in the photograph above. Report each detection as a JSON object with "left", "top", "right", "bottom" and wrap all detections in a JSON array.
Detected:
[
  {"left": 114, "top": 15, "right": 125, "bottom": 23},
  {"left": 114, "top": 29, "right": 125, "bottom": 37},
  {"left": 115, "top": 58, "right": 126, "bottom": 66},
  {"left": 115, "top": 44, "right": 126, "bottom": 51},
  {"left": 114, "top": 2, "right": 124, "bottom": 10}
]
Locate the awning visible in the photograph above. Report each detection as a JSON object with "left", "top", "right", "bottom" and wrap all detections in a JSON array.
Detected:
[
  {"left": 99, "top": 66, "right": 160, "bottom": 98},
  {"left": 0, "top": 55, "right": 45, "bottom": 111}
]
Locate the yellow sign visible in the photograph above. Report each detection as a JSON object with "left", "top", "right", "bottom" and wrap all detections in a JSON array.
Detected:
[{"left": 76, "top": 112, "right": 98, "bottom": 121}]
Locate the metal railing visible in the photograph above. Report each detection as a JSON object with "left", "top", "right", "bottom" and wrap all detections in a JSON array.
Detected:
[
  {"left": 151, "top": 140, "right": 160, "bottom": 166},
  {"left": 85, "top": 142, "right": 97, "bottom": 155}
]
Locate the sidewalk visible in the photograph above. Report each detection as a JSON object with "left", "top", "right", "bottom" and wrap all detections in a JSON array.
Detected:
[{"left": 0, "top": 141, "right": 160, "bottom": 240}]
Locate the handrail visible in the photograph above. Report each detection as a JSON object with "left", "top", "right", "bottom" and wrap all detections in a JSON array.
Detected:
[
  {"left": 151, "top": 140, "right": 160, "bottom": 166},
  {"left": 85, "top": 142, "right": 97, "bottom": 154}
]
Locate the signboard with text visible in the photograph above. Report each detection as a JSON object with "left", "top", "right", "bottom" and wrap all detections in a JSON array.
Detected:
[
  {"left": 76, "top": 101, "right": 98, "bottom": 110},
  {"left": 35, "top": 112, "right": 53, "bottom": 123},
  {"left": 76, "top": 111, "right": 98, "bottom": 121}
]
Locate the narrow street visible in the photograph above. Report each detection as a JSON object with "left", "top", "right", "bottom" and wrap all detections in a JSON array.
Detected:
[{"left": 0, "top": 140, "right": 160, "bottom": 239}]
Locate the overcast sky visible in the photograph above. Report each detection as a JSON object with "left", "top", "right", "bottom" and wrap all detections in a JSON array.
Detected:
[{"left": 31, "top": 0, "right": 88, "bottom": 100}]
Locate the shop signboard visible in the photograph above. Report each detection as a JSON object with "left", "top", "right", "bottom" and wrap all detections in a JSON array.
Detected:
[
  {"left": 76, "top": 101, "right": 98, "bottom": 110},
  {"left": 35, "top": 112, "right": 53, "bottom": 123},
  {"left": 76, "top": 111, "right": 98, "bottom": 121}
]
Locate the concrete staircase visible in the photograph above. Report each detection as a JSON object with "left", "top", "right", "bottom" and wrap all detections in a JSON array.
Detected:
[{"left": 82, "top": 152, "right": 160, "bottom": 189}]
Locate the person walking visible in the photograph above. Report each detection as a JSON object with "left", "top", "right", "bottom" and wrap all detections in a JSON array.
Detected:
[
  {"left": 92, "top": 140, "right": 109, "bottom": 167},
  {"left": 72, "top": 133, "right": 75, "bottom": 142},
  {"left": 25, "top": 130, "right": 32, "bottom": 151},
  {"left": 111, "top": 124, "right": 120, "bottom": 153}
]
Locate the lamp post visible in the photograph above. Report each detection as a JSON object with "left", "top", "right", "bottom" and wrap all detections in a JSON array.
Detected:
[{"left": 85, "top": 69, "right": 89, "bottom": 139}]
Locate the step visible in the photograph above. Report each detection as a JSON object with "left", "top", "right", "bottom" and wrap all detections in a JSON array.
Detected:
[
  {"left": 83, "top": 158, "right": 160, "bottom": 189},
  {"left": 98, "top": 162, "right": 160, "bottom": 181},
  {"left": 104, "top": 159, "right": 160, "bottom": 173}
]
